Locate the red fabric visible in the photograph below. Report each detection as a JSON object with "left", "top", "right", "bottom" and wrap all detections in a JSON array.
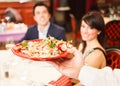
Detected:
[
  {"left": 105, "top": 20, "right": 120, "bottom": 47},
  {"left": 54, "top": 0, "right": 60, "bottom": 10},
  {"left": 49, "top": 75, "right": 72, "bottom": 86},
  {"left": 70, "top": 15, "right": 76, "bottom": 31},
  {"left": 106, "top": 21, "right": 120, "bottom": 40},
  {"left": 85, "top": 0, "right": 97, "bottom": 13},
  {"left": 107, "top": 50, "right": 120, "bottom": 69}
]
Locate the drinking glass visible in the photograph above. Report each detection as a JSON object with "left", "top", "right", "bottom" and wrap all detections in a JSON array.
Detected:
[
  {"left": 2, "top": 61, "right": 10, "bottom": 78},
  {"left": 5, "top": 37, "right": 15, "bottom": 50}
]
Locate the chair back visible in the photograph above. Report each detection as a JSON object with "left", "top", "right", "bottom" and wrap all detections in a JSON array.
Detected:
[
  {"left": 70, "top": 14, "right": 76, "bottom": 32},
  {"left": 70, "top": 14, "right": 81, "bottom": 46},
  {"left": 106, "top": 48, "right": 120, "bottom": 69},
  {"left": 105, "top": 20, "right": 120, "bottom": 48}
]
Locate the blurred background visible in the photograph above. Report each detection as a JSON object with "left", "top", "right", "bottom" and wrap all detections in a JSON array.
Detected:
[
  {"left": 0, "top": 1, "right": 120, "bottom": 85},
  {"left": 0, "top": 0, "right": 120, "bottom": 49},
  {"left": 0, "top": 0, "right": 119, "bottom": 27}
]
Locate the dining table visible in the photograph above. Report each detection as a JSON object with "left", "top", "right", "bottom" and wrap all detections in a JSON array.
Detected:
[
  {"left": 0, "top": 50, "right": 62, "bottom": 86},
  {"left": 0, "top": 23, "right": 27, "bottom": 42}
]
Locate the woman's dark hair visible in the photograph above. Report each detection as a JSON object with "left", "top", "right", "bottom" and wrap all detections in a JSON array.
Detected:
[
  {"left": 33, "top": 2, "right": 51, "bottom": 15},
  {"left": 81, "top": 11, "right": 106, "bottom": 53}
]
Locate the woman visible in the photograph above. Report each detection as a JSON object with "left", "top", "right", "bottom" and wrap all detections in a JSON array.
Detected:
[
  {"left": 47, "top": 12, "right": 120, "bottom": 86},
  {"left": 48, "top": 11, "right": 107, "bottom": 79},
  {"left": 78, "top": 11, "right": 106, "bottom": 68}
]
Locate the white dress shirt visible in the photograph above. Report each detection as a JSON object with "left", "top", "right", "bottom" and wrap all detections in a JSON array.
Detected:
[
  {"left": 78, "top": 66, "right": 120, "bottom": 86},
  {"left": 38, "top": 22, "right": 50, "bottom": 39}
]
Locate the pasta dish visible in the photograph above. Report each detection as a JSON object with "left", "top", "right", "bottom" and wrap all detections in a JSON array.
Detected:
[{"left": 14, "top": 36, "right": 73, "bottom": 59}]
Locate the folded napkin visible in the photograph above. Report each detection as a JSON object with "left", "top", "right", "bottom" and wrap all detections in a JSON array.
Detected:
[{"left": 49, "top": 75, "right": 72, "bottom": 86}]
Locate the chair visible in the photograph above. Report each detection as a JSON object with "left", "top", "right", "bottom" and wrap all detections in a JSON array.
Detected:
[
  {"left": 105, "top": 20, "right": 120, "bottom": 49},
  {"left": 70, "top": 14, "right": 76, "bottom": 32},
  {"left": 69, "top": 14, "right": 81, "bottom": 46},
  {"left": 106, "top": 48, "right": 120, "bottom": 69}
]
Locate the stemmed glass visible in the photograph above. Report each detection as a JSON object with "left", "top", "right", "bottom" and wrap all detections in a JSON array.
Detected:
[
  {"left": 0, "top": 19, "right": 6, "bottom": 33},
  {"left": 19, "top": 70, "right": 34, "bottom": 85},
  {"left": 5, "top": 37, "right": 15, "bottom": 50}
]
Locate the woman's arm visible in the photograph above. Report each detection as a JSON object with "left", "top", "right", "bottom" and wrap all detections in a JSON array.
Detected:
[{"left": 48, "top": 47, "right": 84, "bottom": 79}]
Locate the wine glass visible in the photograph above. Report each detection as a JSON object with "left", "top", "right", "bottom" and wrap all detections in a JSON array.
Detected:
[
  {"left": 19, "top": 70, "right": 34, "bottom": 85},
  {"left": 0, "top": 19, "right": 6, "bottom": 33},
  {"left": 5, "top": 37, "right": 15, "bottom": 50}
]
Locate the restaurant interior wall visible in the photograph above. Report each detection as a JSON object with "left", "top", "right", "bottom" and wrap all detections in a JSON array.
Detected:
[{"left": 0, "top": 1, "right": 50, "bottom": 26}]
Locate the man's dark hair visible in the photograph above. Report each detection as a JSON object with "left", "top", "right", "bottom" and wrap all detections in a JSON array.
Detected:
[{"left": 33, "top": 2, "right": 51, "bottom": 15}]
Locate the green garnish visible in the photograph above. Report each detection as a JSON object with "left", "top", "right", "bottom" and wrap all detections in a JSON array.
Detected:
[
  {"left": 21, "top": 40, "right": 28, "bottom": 47},
  {"left": 49, "top": 42, "right": 56, "bottom": 48}
]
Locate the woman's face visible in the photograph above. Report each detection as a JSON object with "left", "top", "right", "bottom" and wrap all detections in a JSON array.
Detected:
[
  {"left": 34, "top": 6, "right": 51, "bottom": 26},
  {"left": 80, "top": 20, "right": 100, "bottom": 42}
]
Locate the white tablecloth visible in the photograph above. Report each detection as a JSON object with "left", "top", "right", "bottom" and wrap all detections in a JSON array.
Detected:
[
  {"left": 0, "top": 50, "right": 62, "bottom": 86},
  {"left": 0, "top": 23, "right": 27, "bottom": 42},
  {"left": 0, "top": 32, "right": 26, "bottom": 42}
]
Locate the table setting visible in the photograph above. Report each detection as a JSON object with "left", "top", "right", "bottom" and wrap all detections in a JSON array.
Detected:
[
  {"left": 0, "top": 22, "right": 27, "bottom": 42},
  {"left": 0, "top": 49, "right": 62, "bottom": 86},
  {"left": 0, "top": 37, "right": 74, "bottom": 86}
]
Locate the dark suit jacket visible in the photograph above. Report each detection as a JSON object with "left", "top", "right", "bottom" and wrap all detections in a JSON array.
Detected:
[{"left": 19, "top": 23, "right": 66, "bottom": 42}]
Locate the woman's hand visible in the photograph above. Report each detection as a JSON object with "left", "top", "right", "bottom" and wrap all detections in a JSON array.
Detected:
[{"left": 47, "top": 47, "right": 84, "bottom": 79}]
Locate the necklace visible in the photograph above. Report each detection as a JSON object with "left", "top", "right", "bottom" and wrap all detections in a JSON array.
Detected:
[{"left": 83, "top": 48, "right": 94, "bottom": 58}]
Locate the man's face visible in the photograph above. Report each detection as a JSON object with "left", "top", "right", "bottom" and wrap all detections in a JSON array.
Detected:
[{"left": 34, "top": 6, "right": 51, "bottom": 26}]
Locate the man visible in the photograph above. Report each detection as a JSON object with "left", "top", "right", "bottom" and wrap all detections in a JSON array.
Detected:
[{"left": 19, "top": 2, "right": 66, "bottom": 42}]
